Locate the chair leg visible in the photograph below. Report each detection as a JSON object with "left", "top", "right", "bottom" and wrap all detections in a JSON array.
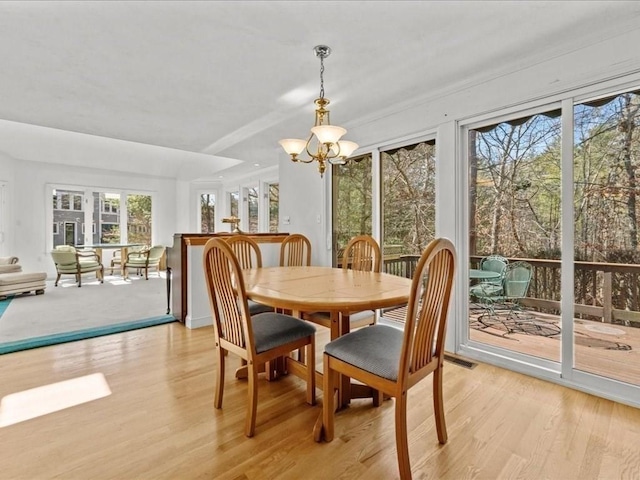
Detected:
[
  {"left": 245, "top": 361, "right": 259, "bottom": 438},
  {"left": 55, "top": 273, "right": 61, "bottom": 287},
  {"left": 306, "top": 336, "right": 316, "bottom": 405},
  {"left": 322, "top": 354, "right": 335, "bottom": 442},
  {"left": 214, "top": 346, "right": 225, "bottom": 409},
  {"left": 77, "top": 273, "right": 82, "bottom": 287},
  {"left": 433, "top": 365, "right": 448, "bottom": 444},
  {"left": 395, "top": 391, "right": 412, "bottom": 480}
]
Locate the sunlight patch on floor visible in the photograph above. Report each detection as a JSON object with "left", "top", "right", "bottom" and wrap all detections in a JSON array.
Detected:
[{"left": 0, "top": 373, "right": 111, "bottom": 427}]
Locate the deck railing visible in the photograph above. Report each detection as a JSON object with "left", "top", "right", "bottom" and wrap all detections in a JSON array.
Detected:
[{"left": 382, "top": 254, "right": 640, "bottom": 326}]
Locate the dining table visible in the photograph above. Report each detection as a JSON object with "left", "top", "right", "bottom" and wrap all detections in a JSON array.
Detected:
[{"left": 243, "top": 265, "right": 413, "bottom": 440}]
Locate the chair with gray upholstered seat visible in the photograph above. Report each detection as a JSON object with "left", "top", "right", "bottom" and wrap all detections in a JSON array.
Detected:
[
  {"left": 202, "top": 237, "right": 316, "bottom": 437},
  {"left": 305, "top": 234, "right": 382, "bottom": 329},
  {"left": 321, "top": 238, "right": 456, "bottom": 480}
]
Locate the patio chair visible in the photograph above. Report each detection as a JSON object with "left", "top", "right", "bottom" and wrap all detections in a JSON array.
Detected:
[
  {"left": 321, "top": 238, "right": 456, "bottom": 479},
  {"left": 305, "top": 234, "right": 382, "bottom": 329},
  {"left": 51, "top": 248, "right": 104, "bottom": 287},
  {"left": 469, "top": 254, "right": 508, "bottom": 300},
  {"left": 475, "top": 260, "right": 533, "bottom": 321},
  {"left": 279, "top": 233, "right": 312, "bottom": 267},
  {"left": 202, "top": 238, "right": 316, "bottom": 437},
  {"left": 224, "top": 235, "right": 273, "bottom": 316},
  {"left": 122, "top": 245, "right": 165, "bottom": 280},
  {"left": 110, "top": 245, "right": 147, "bottom": 275}
]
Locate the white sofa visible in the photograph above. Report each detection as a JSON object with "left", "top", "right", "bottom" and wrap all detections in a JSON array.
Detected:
[
  {"left": 0, "top": 257, "right": 47, "bottom": 299},
  {"left": 0, "top": 256, "right": 21, "bottom": 274}
]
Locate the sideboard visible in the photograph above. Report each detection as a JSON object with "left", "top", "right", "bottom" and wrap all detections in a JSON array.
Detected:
[{"left": 167, "top": 232, "right": 289, "bottom": 327}]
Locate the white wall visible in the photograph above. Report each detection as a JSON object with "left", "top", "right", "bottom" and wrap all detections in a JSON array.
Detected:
[{"left": 0, "top": 153, "right": 16, "bottom": 258}]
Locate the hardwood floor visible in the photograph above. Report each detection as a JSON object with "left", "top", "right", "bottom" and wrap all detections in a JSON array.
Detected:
[{"left": 1, "top": 323, "right": 640, "bottom": 479}]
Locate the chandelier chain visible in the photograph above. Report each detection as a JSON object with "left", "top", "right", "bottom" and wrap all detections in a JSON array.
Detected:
[{"left": 319, "top": 55, "right": 325, "bottom": 100}]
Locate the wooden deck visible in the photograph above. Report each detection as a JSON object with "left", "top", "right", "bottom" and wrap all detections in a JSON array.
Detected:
[{"left": 382, "top": 305, "right": 640, "bottom": 387}]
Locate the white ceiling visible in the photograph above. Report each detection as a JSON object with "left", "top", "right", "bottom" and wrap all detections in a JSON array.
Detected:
[{"left": 1, "top": 1, "right": 640, "bottom": 181}]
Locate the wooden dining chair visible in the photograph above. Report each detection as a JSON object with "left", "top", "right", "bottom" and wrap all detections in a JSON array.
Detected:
[
  {"left": 321, "top": 238, "right": 456, "bottom": 480},
  {"left": 224, "top": 235, "right": 273, "bottom": 315},
  {"left": 279, "top": 233, "right": 312, "bottom": 267},
  {"left": 306, "top": 234, "right": 382, "bottom": 329},
  {"left": 203, "top": 238, "right": 316, "bottom": 437}
]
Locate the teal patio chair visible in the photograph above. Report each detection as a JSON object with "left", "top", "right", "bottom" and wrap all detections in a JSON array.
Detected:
[
  {"left": 470, "top": 254, "right": 508, "bottom": 300},
  {"left": 475, "top": 261, "right": 533, "bottom": 320}
]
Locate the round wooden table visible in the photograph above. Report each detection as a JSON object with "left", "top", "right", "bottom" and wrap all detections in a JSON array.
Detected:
[
  {"left": 244, "top": 266, "right": 413, "bottom": 440},
  {"left": 244, "top": 266, "right": 412, "bottom": 326}
]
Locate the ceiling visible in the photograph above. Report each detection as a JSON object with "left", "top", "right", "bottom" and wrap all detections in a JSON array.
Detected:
[{"left": 1, "top": 1, "right": 640, "bottom": 181}]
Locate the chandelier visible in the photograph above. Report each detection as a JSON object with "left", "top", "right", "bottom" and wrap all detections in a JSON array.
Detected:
[{"left": 279, "top": 45, "right": 358, "bottom": 177}]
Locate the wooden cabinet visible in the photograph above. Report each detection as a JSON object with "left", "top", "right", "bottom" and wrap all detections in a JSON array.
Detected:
[{"left": 168, "top": 233, "right": 289, "bottom": 324}]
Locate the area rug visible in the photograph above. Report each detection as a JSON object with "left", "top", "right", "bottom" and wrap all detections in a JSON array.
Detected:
[{"left": 0, "top": 272, "right": 177, "bottom": 354}]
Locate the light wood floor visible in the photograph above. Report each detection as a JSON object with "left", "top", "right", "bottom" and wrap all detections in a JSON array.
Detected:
[{"left": 1, "top": 323, "right": 640, "bottom": 479}]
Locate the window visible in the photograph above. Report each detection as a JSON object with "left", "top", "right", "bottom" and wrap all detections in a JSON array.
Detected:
[
  {"left": 468, "top": 109, "right": 562, "bottom": 362},
  {"left": 229, "top": 191, "right": 239, "bottom": 218},
  {"left": 53, "top": 222, "right": 59, "bottom": 235},
  {"left": 573, "top": 89, "right": 640, "bottom": 385},
  {"left": 247, "top": 186, "right": 258, "bottom": 233},
  {"left": 381, "top": 140, "right": 436, "bottom": 274},
  {"left": 269, "top": 183, "right": 279, "bottom": 233},
  {"left": 331, "top": 154, "right": 372, "bottom": 267},
  {"left": 200, "top": 193, "right": 216, "bottom": 233},
  {"left": 53, "top": 190, "right": 83, "bottom": 211},
  {"left": 126, "top": 194, "right": 152, "bottom": 245}
]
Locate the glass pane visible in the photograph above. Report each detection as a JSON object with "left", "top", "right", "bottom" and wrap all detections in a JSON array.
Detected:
[
  {"left": 73, "top": 195, "right": 83, "bottom": 211},
  {"left": 574, "top": 91, "right": 640, "bottom": 386},
  {"left": 331, "top": 154, "right": 372, "bottom": 267},
  {"left": 469, "top": 111, "right": 562, "bottom": 362},
  {"left": 230, "top": 191, "right": 239, "bottom": 218},
  {"left": 97, "top": 193, "right": 121, "bottom": 244},
  {"left": 247, "top": 187, "right": 258, "bottom": 233},
  {"left": 61, "top": 193, "right": 71, "bottom": 210},
  {"left": 200, "top": 193, "right": 216, "bottom": 233},
  {"left": 381, "top": 141, "right": 435, "bottom": 279},
  {"left": 269, "top": 183, "right": 279, "bottom": 233},
  {"left": 51, "top": 189, "right": 84, "bottom": 247},
  {"left": 64, "top": 222, "right": 76, "bottom": 246},
  {"left": 127, "top": 194, "right": 152, "bottom": 245}
]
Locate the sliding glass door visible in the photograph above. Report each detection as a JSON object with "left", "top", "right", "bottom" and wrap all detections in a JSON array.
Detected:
[
  {"left": 468, "top": 109, "right": 562, "bottom": 363},
  {"left": 573, "top": 90, "right": 640, "bottom": 386},
  {"left": 331, "top": 153, "right": 372, "bottom": 267},
  {"left": 464, "top": 86, "right": 640, "bottom": 400},
  {"left": 381, "top": 139, "right": 436, "bottom": 278}
]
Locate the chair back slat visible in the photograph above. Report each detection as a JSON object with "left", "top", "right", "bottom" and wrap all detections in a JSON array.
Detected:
[
  {"left": 280, "top": 234, "right": 312, "bottom": 267},
  {"left": 225, "top": 235, "right": 262, "bottom": 269},
  {"left": 400, "top": 238, "right": 456, "bottom": 381},
  {"left": 203, "top": 238, "right": 255, "bottom": 351},
  {"left": 341, "top": 235, "right": 381, "bottom": 272}
]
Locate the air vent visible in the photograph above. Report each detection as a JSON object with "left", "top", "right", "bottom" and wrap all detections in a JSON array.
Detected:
[{"left": 444, "top": 354, "right": 477, "bottom": 369}]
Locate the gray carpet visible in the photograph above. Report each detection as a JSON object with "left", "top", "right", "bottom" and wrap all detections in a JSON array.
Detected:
[{"left": 0, "top": 272, "right": 170, "bottom": 344}]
